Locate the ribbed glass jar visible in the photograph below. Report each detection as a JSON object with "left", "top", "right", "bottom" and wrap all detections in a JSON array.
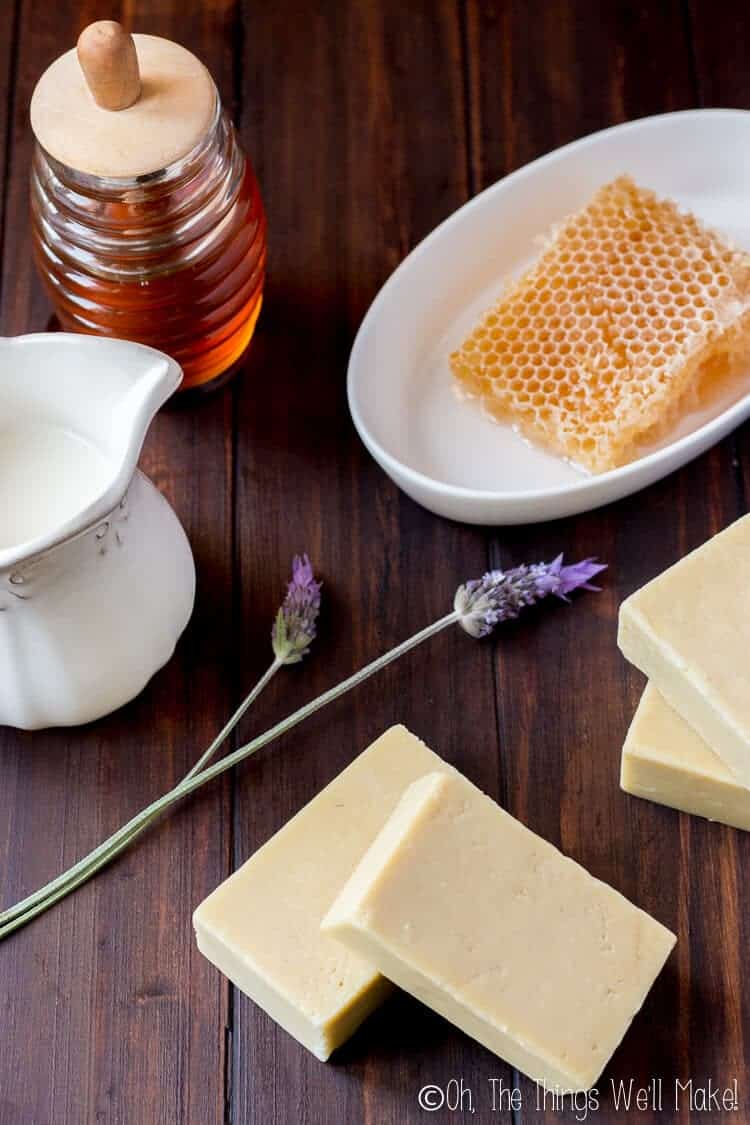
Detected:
[{"left": 30, "top": 99, "right": 266, "bottom": 392}]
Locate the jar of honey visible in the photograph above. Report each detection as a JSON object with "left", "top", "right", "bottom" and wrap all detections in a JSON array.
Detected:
[{"left": 29, "top": 22, "right": 266, "bottom": 392}]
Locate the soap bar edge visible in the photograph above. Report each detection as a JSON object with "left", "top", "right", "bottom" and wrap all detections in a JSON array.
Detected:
[
  {"left": 618, "top": 598, "right": 750, "bottom": 789},
  {"left": 621, "top": 684, "right": 750, "bottom": 830}
]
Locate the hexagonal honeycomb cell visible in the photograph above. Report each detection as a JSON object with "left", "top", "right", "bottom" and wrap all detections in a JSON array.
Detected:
[{"left": 450, "top": 176, "right": 750, "bottom": 473}]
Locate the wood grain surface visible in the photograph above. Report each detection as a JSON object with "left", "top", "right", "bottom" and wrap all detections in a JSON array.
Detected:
[{"left": 0, "top": 2, "right": 749, "bottom": 1123}]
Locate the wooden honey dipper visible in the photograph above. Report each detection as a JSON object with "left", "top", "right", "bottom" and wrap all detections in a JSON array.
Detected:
[
  {"left": 76, "top": 21, "right": 141, "bottom": 111},
  {"left": 31, "top": 23, "right": 216, "bottom": 177}
]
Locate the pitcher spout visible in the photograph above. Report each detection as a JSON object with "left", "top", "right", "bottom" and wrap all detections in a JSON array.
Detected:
[
  {"left": 0, "top": 333, "right": 182, "bottom": 570},
  {"left": 103, "top": 341, "right": 183, "bottom": 479}
]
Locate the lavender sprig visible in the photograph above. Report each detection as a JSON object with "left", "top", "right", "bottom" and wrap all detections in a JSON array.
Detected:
[
  {"left": 455, "top": 555, "right": 606, "bottom": 637},
  {"left": 272, "top": 554, "right": 323, "bottom": 664},
  {"left": 0, "top": 553, "right": 601, "bottom": 941}
]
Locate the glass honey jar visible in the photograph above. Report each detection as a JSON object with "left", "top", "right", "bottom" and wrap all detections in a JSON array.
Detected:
[{"left": 29, "top": 21, "right": 266, "bottom": 392}]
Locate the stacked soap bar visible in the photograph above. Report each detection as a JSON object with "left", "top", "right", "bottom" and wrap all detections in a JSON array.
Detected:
[
  {"left": 323, "top": 770, "right": 675, "bottom": 1091},
  {"left": 194, "top": 725, "right": 674, "bottom": 1090},
  {"left": 193, "top": 725, "right": 455, "bottom": 1060},
  {"left": 618, "top": 514, "right": 750, "bottom": 828}
]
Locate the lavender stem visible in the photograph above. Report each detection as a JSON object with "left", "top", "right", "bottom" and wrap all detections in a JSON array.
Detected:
[{"left": 0, "top": 614, "right": 457, "bottom": 941}]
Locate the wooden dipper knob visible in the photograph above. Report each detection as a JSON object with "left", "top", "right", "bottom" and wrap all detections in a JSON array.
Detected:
[
  {"left": 77, "top": 21, "right": 141, "bottom": 111},
  {"left": 32, "top": 30, "right": 215, "bottom": 176}
]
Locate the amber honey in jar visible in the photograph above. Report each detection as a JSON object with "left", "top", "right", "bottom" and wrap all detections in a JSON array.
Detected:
[{"left": 29, "top": 22, "right": 266, "bottom": 392}]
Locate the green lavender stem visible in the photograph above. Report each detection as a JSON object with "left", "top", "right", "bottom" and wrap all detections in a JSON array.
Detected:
[
  {"left": 0, "top": 612, "right": 457, "bottom": 941},
  {"left": 0, "top": 658, "right": 282, "bottom": 931}
]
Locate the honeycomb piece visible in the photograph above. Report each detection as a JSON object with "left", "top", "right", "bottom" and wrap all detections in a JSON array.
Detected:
[{"left": 450, "top": 176, "right": 750, "bottom": 473}]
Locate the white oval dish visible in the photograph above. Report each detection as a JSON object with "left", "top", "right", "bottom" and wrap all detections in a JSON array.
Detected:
[{"left": 347, "top": 109, "right": 750, "bottom": 525}]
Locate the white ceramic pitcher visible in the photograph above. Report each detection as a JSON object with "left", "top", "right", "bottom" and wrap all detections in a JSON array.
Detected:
[{"left": 0, "top": 334, "right": 196, "bottom": 730}]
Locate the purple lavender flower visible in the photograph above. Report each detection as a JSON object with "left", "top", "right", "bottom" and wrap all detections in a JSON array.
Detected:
[
  {"left": 272, "top": 554, "right": 322, "bottom": 664},
  {"left": 454, "top": 555, "right": 606, "bottom": 638}
]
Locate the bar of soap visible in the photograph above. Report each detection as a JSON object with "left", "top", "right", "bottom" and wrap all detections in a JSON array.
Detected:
[
  {"left": 192, "top": 725, "right": 455, "bottom": 1061},
  {"left": 622, "top": 682, "right": 750, "bottom": 830},
  {"left": 618, "top": 514, "right": 750, "bottom": 788},
  {"left": 322, "top": 771, "right": 675, "bottom": 1092}
]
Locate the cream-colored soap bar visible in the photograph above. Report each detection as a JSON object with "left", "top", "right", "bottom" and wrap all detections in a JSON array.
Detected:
[
  {"left": 618, "top": 514, "right": 750, "bottom": 788},
  {"left": 193, "top": 725, "right": 455, "bottom": 1061},
  {"left": 622, "top": 682, "right": 750, "bottom": 830},
  {"left": 323, "top": 771, "right": 675, "bottom": 1092}
]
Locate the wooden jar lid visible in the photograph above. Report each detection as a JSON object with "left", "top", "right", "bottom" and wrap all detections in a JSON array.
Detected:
[{"left": 30, "top": 23, "right": 216, "bottom": 179}]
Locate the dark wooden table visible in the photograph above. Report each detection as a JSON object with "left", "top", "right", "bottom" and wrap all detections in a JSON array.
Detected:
[{"left": 1, "top": 2, "right": 749, "bottom": 1123}]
